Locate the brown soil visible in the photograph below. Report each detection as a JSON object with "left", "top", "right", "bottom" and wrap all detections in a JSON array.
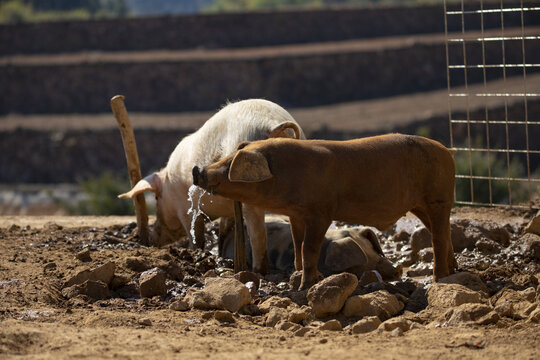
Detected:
[{"left": 1, "top": 209, "right": 540, "bottom": 359}]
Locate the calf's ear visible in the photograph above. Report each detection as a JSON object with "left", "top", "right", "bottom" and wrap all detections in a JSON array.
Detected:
[{"left": 228, "top": 150, "right": 273, "bottom": 183}]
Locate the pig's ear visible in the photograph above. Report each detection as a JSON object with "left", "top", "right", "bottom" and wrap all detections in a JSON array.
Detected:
[
  {"left": 118, "top": 172, "right": 163, "bottom": 199},
  {"left": 269, "top": 121, "right": 302, "bottom": 139},
  {"left": 236, "top": 141, "right": 250, "bottom": 150},
  {"left": 359, "top": 227, "right": 384, "bottom": 257},
  {"left": 228, "top": 150, "right": 272, "bottom": 183}
]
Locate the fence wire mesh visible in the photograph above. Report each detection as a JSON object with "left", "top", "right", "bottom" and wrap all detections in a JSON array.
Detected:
[{"left": 444, "top": 0, "right": 540, "bottom": 208}]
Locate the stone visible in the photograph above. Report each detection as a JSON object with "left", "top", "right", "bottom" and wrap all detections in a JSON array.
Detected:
[
  {"left": 410, "top": 227, "right": 432, "bottom": 254},
  {"left": 406, "top": 264, "right": 432, "bottom": 277},
  {"left": 139, "top": 267, "right": 167, "bottom": 298},
  {"left": 307, "top": 273, "right": 358, "bottom": 318},
  {"left": 76, "top": 248, "right": 91, "bottom": 261},
  {"left": 64, "top": 261, "right": 116, "bottom": 288},
  {"left": 514, "top": 233, "right": 540, "bottom": 262},
  {"left": 138, "top": 318, "right": 152, "bottom": 326},
  {"left": 525, "top": 210, "right": 540, "bottom": 235},
  {"left": 258, "top": 296, "right": 293, "bottom": 314},
  {"left": 110, "top": 274, "right": 130, "bottom": 290},
  {"left": 294, "top": 327, "right": 311, "bottom": 337},
  {"left": 519, "top": 287, "right": 537, "bottom": 302},
  {"left": 426, "top": 283, "right": 485, "bottom": 308},
  {"left": 234, "top": 271, "right": 260, "bottom": 290},
  {"left": 125, "top": 257, "right": 152, "bottom": 272},
  {"left": 351, "top": 316, "right": 382, "bottom": 334},
  {"left": 358, "top": 271, "right": 383, "bottom": 286},
  {"left": 288, "top": 307, "right": 310, "bottom": 324},
  {"left": 170, "top": 299, "right": 190, "bottom": 311},
  {"left": 392, "top": 230, "right": 410, "bottom": 243},
  {"left": 342, "top": 290, "right": 404, "bottom": 320},
  {"left": 492, "top": 288, "right": 538, "bottom": 320},
  {"left": 289, "top": 270, "right": 323, "bottom": 292},
  {"left": 378, "top": 317, "right": 412, "bottom": 332},
  {"left": 451, "top": 223, "right": 475, "bottom": 251},
  {"left": 445, "top": 303, "right": 497, "bottom": 326},
  {"left": 265, "top": 307, "right": 289, "bottom": 327},
  {"left": 318, "top": 319, "right": 342, "bottom": 331},
  {"left": 214, "top": 310, "right": 235, "bottom": 323},
  {"left": 389, "top": 327, "right": 404, "bottom": 337},
  {"left": 475, "top": 238, "right": 501, "bottom": 254},
  {"left": 405, "top": 287, "right": 428, "bottom": 313},
  {"left": 185, "top": 277, "right": 252, "bottom": 312},
  {"left": 527, "top": 307, "right": 540, "bottom": 322},
  {"left": 438, "top": 272, "right": 489, "bottom": 296},
  {"left": 62, "top": 280, "right": 110, "bottom": 300},
  {"left": 275, "top": 321, "right": 301, "bottom": 332},
  {"left": 417, "top": 248, "right": 434, "bottom": 263}
]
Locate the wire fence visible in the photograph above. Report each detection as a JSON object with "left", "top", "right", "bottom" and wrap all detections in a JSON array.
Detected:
[{"left": 444, "top": 0, "right": 540, "bottom": 208}]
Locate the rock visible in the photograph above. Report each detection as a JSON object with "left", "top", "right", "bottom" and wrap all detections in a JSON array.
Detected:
[
  {"left": 528, "top": 307, "right": 540, "bottom": 322},
  {"left": 239, "top": 303, "right": 262, "bottom": 316},
  {"left": 392, "top": 230, "right": 410, "bottom": 243},
  {"left": 43, "top": 262, "right": 57, "bottom": 273},
  {"left": 514, "top": 233, "right": 540, "bottom": 262},
  {"left": 214, "top": 310, "right": 235, "bottom": 323},
  {"left": 519, "top": 287, "right": 537, "bottom": 302},
  {"left": 125, "top": 257, "right": 152, "bottom": 272},
  {"left": 76, "top": 248, "right": 91, "bottom": 262},
  {"left": 525, "top": 210, "right": 540, "bottom": 235},
  {"left": 138, "top": 318, "right": 152, "bottom": 326},
  {"left": 288, "top": 307, "right": 310, "bottom": 324},
  {"left": 258, "top": 296, "right": 293, "bottom": 314},
  {"left": 438, "top": 272, "right": 489, "bottom": 296},
  {"left": 475, "top": 238, "right": 501, "bottom": 254},
  {"left": 445, "top": 303, "right": 497, "bottom": 326},
  {"left": 405, "top": 287, "right": 427, "bottom": 312},
  {"left": 406, "top": 264, "right": 432, "bottom": 277},
  {"left": 294, "top": 327, "right": 311, "bottom": 337},
  {"left": 62, "top": 280, "right": 110, "bottom": 300},
  {"left": 185, "top": 277, "right": 251, "bottom": 312},
  {"left": 139, "top": 267, "right": 167, "bottom": 298},
  {"left": 486, "top": 227, "right": 510, "bottom": 247},
  {"left": 351, "top": 316, "right": 382, "bottom": 334},
  {"left": 451, "top": 223, "right": 475, "bottom": 251},
  {"left": 307, "top": 273, "right": 358, "bottom": 318},
  {"left": 170, "top": 299, "right": 190, "bottom": 311},
  {"left": 417, "top": 248, "right": 434, "bottom": 263},
  {"left": 410, "top": 227, "right": 432, "bottom": 254},
  {"left": 162, "top": 261, "right": 183, "bottom": 282},
  {"left": 389, "top": 327, "right": 404, "bottom": 337},
  {"left": 289, "top": 270, "right": 323, "bottom": 292},
  {"left": 492, "top": 288, "right": 538, "bottom": 320},
  {"left": 109, "top": 274, "right": 130, "bottom": 290},
  {"left": 64, "top": 261, "right": 116, "bottom": 288},
  {"left": 358, "top": 271, "right": 383, "bottom": 286},
  {"left": 275, "top": 321, "right": 301, "bottom": 332},
  {"left": 318, "top": 319, "right": 342, "bottom": 331},
  {"left": 288, "top": 290, "right": 309, "bottom": 307},
  {"left": 266, "top": 307, "right": 289, "bottom": 327},
  {"left": 234, "top": 271, "right": 260, "bottom": 292},
  {"left": 378, "top": 317, "right": 412, "bottom": 332},
  {"left": 342, "top": 290, "right": 404, "bottom": 320},
  {"left": 426, "top": 283, "right": 485, "bottom": 308}
]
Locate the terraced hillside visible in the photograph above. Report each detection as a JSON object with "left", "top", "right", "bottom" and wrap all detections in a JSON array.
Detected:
[{"left": 0, "top": 2, "right": 539, "bottom": 191}]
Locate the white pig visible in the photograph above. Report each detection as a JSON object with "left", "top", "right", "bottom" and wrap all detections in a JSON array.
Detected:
[{"left": 119, "top": 99, "right": 304, "bottom": 274}]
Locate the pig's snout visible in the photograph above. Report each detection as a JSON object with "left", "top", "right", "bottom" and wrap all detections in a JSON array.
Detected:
[{"left": 192, "top": 166, "right": 203, "bottom": 187}]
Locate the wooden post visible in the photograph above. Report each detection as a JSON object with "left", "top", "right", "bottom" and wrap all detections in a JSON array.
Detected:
[
  {"left": 233, "top": 200, "right": 247, "bottom": 273},
  {"left": 110, "top": 95, "right": 150, "bottom": 245}
]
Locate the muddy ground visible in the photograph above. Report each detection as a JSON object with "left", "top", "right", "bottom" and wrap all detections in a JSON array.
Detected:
[{"left": 1, "top": 208, "right": 539, "bottom": 360}]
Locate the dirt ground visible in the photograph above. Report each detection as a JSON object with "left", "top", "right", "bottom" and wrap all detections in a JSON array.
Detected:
[{"left": 1, "top": 209, "right": 539, "bottom": 360}]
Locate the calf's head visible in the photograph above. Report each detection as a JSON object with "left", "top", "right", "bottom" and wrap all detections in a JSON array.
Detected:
[{"left": 119, "top": 170, "right": 186, "bottom": 247}]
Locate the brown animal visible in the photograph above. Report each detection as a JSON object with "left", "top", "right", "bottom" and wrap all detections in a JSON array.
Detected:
[{"left": 193, "top": 134, "right": 456, "bottom": 290}]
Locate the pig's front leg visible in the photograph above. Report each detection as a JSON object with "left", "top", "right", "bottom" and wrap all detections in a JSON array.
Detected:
[
  {"left": 243, "top": 205, "right": 269, "bottom": 275},
  {"left": 299, "top": 218, "right": 331, "bottom": 290}
]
